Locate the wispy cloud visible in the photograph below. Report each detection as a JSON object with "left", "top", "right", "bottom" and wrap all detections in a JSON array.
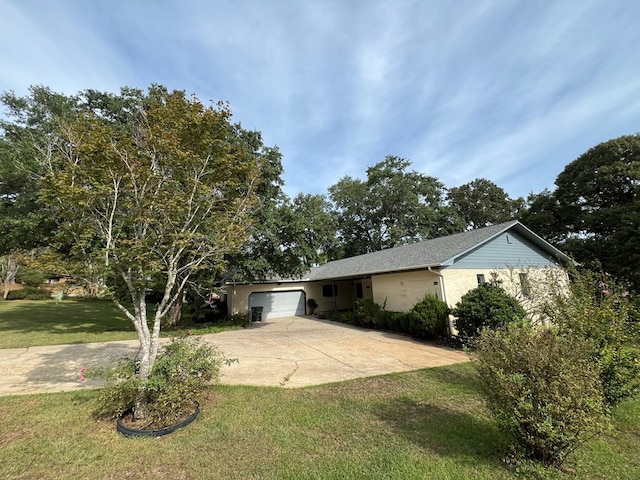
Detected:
[{"left": 1, "top": 0, "right": 639, "bottom": 200}]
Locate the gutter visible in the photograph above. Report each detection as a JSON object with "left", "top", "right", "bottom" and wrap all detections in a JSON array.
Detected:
[{"left": 428, "top": 266, "right": 454, "bottom": 337}]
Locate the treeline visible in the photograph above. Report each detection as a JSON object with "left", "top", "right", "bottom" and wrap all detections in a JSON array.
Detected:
[{"left": 1, "top": 85, "right": 639, "bottom": 295}]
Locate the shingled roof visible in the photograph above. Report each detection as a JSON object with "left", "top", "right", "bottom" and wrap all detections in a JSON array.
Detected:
[{"left": 303, "top": 220, "right": 570, "bottom": 281}]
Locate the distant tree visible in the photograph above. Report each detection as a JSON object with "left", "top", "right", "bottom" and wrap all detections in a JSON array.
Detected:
[
  {"left": 0, "top": 87, "right": 79, "bottom": 293},
  {"left": 328, "top": 155, "right": 464, "bottom": 258},
  {"left": 223, "top": 126, "right": 337, "bottom": 281},
  {"left": 447, "top": 178, "right": 524, "bottom": 229}
]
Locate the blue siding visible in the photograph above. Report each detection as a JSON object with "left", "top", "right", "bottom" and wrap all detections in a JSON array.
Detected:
[{"left": 447, "top": 231, "right": 558, "bottom": 269}]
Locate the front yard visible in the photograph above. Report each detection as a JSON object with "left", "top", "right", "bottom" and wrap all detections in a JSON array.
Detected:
[
  {"left": 0, "top": 363, "right": 639, "bottom": 479},
  {"left": 0, "top": 300, "right": 639, "bottom": 479},
  {"left": 0, "top": 299, "right": 242, "bottom": 349}
]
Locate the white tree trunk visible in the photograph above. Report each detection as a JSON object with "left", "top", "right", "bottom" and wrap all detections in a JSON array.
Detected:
[{"left": 1, "top": 255, "right": 20, "bottom": 300}]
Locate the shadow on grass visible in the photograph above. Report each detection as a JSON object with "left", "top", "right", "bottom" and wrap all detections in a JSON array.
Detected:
[{"left": 376, "top": 397, "right": 508, "bottom": 467}]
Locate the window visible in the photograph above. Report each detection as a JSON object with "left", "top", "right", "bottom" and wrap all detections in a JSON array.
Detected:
[
  {"left": 322, "top": 284, "right": 337, "bottom": 297},
  {"left": 476, "top": 274, "right": 486, "bottom": 284},
  {"left": 519, "top": 273, "right": 531, "bottom": 297}
]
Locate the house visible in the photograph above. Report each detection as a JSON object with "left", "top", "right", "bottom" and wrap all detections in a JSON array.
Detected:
[{"left": 227, "top": 221, "right": 571, "bottom": 321}]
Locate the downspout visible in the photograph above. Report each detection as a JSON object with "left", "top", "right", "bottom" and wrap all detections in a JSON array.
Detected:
[{"left": 428, "top": 266, "right": 453, "bottom": 337}]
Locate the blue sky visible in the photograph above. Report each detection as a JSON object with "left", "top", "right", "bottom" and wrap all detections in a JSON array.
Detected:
[{"left": 2, "top": 0, "right": 639, "bottom": 200}]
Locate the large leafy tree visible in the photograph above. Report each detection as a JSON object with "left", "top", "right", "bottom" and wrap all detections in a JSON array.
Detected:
[
  {"left": 0, "top": 86, "right": 80, "bottom": 296},
  {"left": 17, "top": 85, "right": 266, "bottom": 381},
  {"left": 524, "top": 134, "right": 640, "bottom": 291},
  {"left": 447, "top": 178, "right": 524, "bottom": 230},
  {"left": 519, "top": 189, "right": 566, "bottom": 244},
  {"left": 556, "top": 135, "right": 640, "bottom": 290},
  {"left": 328, "top": 155, "right": 463, "bottom": 258}
]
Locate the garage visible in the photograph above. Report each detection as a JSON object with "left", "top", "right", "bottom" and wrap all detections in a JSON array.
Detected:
[{"left": 248, "top": 290, "right": 306, "bottom": 320}]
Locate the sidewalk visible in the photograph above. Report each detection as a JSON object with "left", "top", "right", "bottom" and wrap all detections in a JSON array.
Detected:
[{"left": 0, "top": 316, "right": 469, "bottom": 396}]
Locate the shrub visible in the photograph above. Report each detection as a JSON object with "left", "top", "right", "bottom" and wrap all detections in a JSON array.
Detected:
[
  {"left": 453, "top": 282, "right": 526, "bottom": 340},
  {"left": 7, "top": 287, "right": 51, "bottom": 300},
  {"left": 542, "top": 269, "right": 640, "bottom": 405},
  {"left": 353, "top": 298, "right": 382, "bottom": 328},
  {"left": 228, "top": 312, "right": 249, "bottom": 326},
  {"left": 407, "top": 294, "right": 449, "bottom": 339},
  {"left": 474, "top": 325, "right": 609, "bottom": 467},
  {"left": 16, "top": 268, "right": 47, "bottom": 287},
  {"left": 92, "top": 336, "right": 234, "bottom": 428},
  {"left": 307, "top": 298, "right": 318, "bottom": 315}
]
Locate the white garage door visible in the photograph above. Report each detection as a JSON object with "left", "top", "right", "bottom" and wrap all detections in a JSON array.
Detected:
[{"left": 248, "top": 291, "right": 306, "bottom": 320}]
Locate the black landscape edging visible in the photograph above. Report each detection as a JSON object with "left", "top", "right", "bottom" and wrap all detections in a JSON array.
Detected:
[{"left": 116, "top": 402, "right": 200, "bottom": 438}]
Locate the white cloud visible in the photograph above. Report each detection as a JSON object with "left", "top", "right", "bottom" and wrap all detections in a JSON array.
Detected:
[{"left": 2, "top": 0, "right": 639, "bottom": 200}]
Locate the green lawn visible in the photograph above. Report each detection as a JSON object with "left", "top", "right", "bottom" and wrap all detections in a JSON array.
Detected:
[
  {"left": 1, "top": 301, "right": 638, "bottom": 478},
  {"left": 0, "top": 299, "right": 242, "bottom": 349},
  {"left": 0, "top": 363, "right": 638, "bottom": 480}
]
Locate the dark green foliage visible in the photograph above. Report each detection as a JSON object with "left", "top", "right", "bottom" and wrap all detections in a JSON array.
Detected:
[
  {"left": 353, "top": 298, "right": 382, "bottom": 328},
  {"left": 306, "top": 298, "right": 318, "bottom": 314},
  {"left": 524, "top": 135, "right": 640, "bottom": 292},
  {"left": 328, "top": 156, "right": 464, "bottom": 259},
  {"left": 447, "top": 178, "right": 524, "bottom": 230},
  {"left": 6, "top": 286, "right": 51, "bottom": 300},
  {"left": 474, "top": 325, "right": 609, "bottom": 467},
  {"left": 331, "top": 295, "right": 449, "bottom": 340},
  {"left": 15, "top": 267, "right": 46, "bottom": 287},
  {"left": 406, "top": 294, "right": 450, "bottom": 339},
  {"left": 92, "top": 336, "right": 233, "bottom": 427},
  {"left": 453, "top": 282, "right": 526, "bottom": 339}
]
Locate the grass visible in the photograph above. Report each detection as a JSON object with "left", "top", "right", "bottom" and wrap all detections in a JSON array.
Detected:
[
  {"left": 1, "top": 301, "right": 638, "bottom": 478},
  {"left": 0, "top": 299, "right": 243, "bottom": 349},
  {"left": 0, "top": 363, "right": 638, "bottom": 480}
]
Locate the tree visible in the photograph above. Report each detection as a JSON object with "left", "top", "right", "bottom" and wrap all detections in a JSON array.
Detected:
[
  {"left": 328, "top": 156, "right": 464, "bottom": 258},
  {"left": 28, "top": 85, "right": 265, "bottom": 390},
  {"left": 519, "top": 189, "right": 566, "bottom": 244},
  {"left": 447, "top": 178, "right": 524, "bottom": 229},
  {"left": 223, "top": 129, "right": 337, "bottom": 281},
  {"left": 525, "top": 135, "right": 640, "bottom": 291},
  {"left": 0, "top": 86, "right": 79, "bottom": 293}
]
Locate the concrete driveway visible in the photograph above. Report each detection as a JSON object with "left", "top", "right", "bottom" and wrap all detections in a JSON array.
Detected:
[{"left": 0, "top": 316, "right": 469, "bottom": 396}]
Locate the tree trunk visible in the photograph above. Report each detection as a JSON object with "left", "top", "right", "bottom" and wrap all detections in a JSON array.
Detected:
[
  {"left": 165, "top": 288, "right": 184, "bottom": 328},
  {"left": 1, "top": 255, "right": 19, "bottom": 300}
]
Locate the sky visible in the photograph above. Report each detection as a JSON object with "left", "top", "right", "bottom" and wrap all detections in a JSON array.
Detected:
[{"left": 1, "top": 0, "right": 639, "bottom": 200}]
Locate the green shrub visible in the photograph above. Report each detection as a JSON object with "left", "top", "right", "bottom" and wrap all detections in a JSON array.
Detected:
[
  {"left": 453, "top": 282, "right": 526, "bottom": 340},
  {"left": 228, "top": 312, "right": 249, "bottom": 326},
  {"left": 474, "top": 325, "right": 609, "bottom": 467},
  {"left": 542, "top": 269, "right": 640, "bottom": 406},
  {"left": 91, "top": 336, "right": 234, "bottom": 428},
  {"left": 353, "top": 298, "right": 382, "bottom": 328},
  {"left": 7, "top": 287, "right": 51, "bottom": 300},
  {"left": 15, "top": 268, "right": 47, "bottom": 287},
  {"left": 336, "top": 310, "right": 357, "bottom": 325},
  {"left": 407, "top": 294, "right": 449, "bottom": 339}
]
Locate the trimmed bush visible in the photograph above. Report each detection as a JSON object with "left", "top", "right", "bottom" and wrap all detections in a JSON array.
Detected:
[
  {"left": 407, "top": 294, "right": 449, "bottom": 339},
  {"left": 453, "top": 282, "right": 526, "bottom": 340},
  {"left": 7, "top": 287, "right": 51, "bottom": 300},
  {"left": 474, "top": 325, "right": 609, "bottom": 467}
]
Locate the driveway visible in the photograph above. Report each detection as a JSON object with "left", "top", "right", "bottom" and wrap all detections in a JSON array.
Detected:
[{"left": 0, "top": 316, "right": 469, "bottom": 396}]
